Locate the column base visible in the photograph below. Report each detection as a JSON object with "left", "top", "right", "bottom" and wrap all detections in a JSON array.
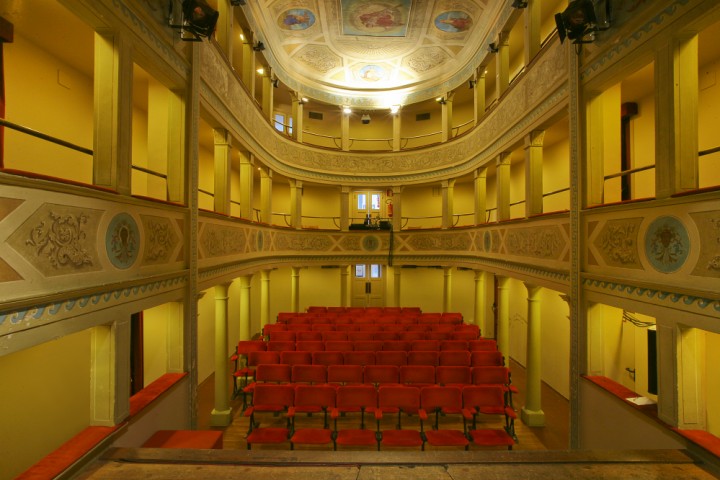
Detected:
[
  {"left": 210, "top": 408, "right": 233, "bottom": 427},
  {"left": 521, "top": 407, "right": 545, "bottom": 427}
]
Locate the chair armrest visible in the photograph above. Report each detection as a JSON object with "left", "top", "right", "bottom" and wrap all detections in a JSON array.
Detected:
[
  {"left": 461, "top": 408, "right": 475, "bottom": 420},
  {"left": 374, "top": 409, "right": 383, "bottom": 420},
  {"left": 330, "top": 408, "right": 339, "bottom": 420},
  {"left": 418, "top": 409, "right": 428, "bottom": 421},
  {"left": 243, "top": 407, "right": 254, "bottom": 417},
  {"left": 287, "top": 407, "right": 296, "bottom": 417},
  {"left": 505, "top": 406, "right": 517, "bottom": 419}
]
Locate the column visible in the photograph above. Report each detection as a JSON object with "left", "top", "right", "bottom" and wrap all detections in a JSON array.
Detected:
[
  {"left": 215, "top": 0, "right": 232, "bottom": 56},
  {"left": 260, "top": 270, "right": 271, "bottom": 331},
  {"left": 260, "top": 167, "right": 273, "bottom": 224},
  {"left": 166, "top": 91, "right": 185, "bottom": 204},
  {"left": 213, "top": 128, "right": 232, "bottom": 215},
  {"left": 392, "top": 108, "right": 401, "bottom": 151},
  {"left": 291, "top": 267, "right": 301, "bottom": 313},
  {"left": 655, "top": 35, "right": 699, "bottom": 198},
  {"left": 496, "top": 276, "right": 510, "bottom": 360},
  {"left": 291, "top": 93, "right": 304, "bottom": 142},
  {"left": 391, "top": 186, "right": 402, "bottom": 232},
  {"left": 473, "top": 270, "right": 488, "bottom": 333},
  {"left": 211, "top": 282, "right": 232, "bottom": 426},
  {"left": 441, "top": 179, "right": 455, "bottom": 229},
  {"left": 521, "top": 283, "right": 545, "bottom": 426},
  {"left": 242, "top": 34, "right": 256, "bottom": 97},
  {"left": 340, "top": 265, "right": 350, "bottom": 307},
  {"left": 443, "top": 267, "right": 453, "bottom": 313},
  {"left": 239, "top": 152, "right": 254, "bottom": 220},
  {"left": 585, "top": 85, "right": 620, "bottom": 206},
  {"left": 474, "top": 167, "right": 487, "bottom": 224},
  {"left": 524, "top": 0, "right": 541, "bottom": 63},
  {"left": 496, "top": 32, "right": 510, "bottom": 98},
  {"left": 93, "top": 31, "right": 132, "bottom": 194},
  {"left": 394, "top": 268, "right": 402, "bottom": 308},
  {"left": 525, "top": 130, "right": 545, "bottom": 217},
  {"left": 289, "top": 179, "right": 303, "bottom": 229},
  {"left": 341, "top": 107, "right": 350, "bottom": 151},
  {"left": 90, "top": 319, "right": 130, "bottom": 426},
  {"left": 238, "top": 275, "right": 251, "bottom": 341},
  {"left": 473, "top": 69, "right": 487, "bottom": 126},
  {"left": 440, "top": 92, "right": 454, "bottom": 142},
  {"left": 166, "top": 301, "right": 185, "bottom": 373},
  {"left": 496, "top": 153, "right": 511, "bottom": 221},
  {"left": 261, "top": 71, "right": 274, "bottom": 121},
  {"left": 340, "top": 186, "right": 350, "bottom": 231}
]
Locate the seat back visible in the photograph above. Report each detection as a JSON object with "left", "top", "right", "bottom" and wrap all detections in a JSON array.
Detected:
[
  {"left": 268, "top": 330, "right": 296, "bottom": 342},
  {"left": 407, "top": 350, "right": 439, "bottom": 366},
  {"left": 343, "top": 351, "right": 376, "bottom": 366},
  {"left": 353, "top": 340, "right": 383, "bottom": 352},
  {"left": 440, "top": 340, "right": 469, "bottom": 351},
  {"left": 236, "top": 340, "right": 267, "bottom": 355},
  {"left": 462, "top": 385, "right": 506, "bottom": 411},
  {"left": 322, "top": 331, "right": 348, "bottom": 341},
  {"left": 327, "top": 364, "right": 364, "bottom": 385},
  {"left": 325, "top": 340, "right": 354, "bottom": 352},
  {"left": 280, "top": 350, "right": 312, "bottom": 366},
  {"left": 336, "top": 384, "right": 377, "bottom": 411},
  {"left": 296, "top": 340, "right": 325, "bottom": 352},
  {"left": 294, "top": 384, "right": 336, "bottom": 410},
  {"left": 381, "top": 340, "right": 411, "bottom": 352},
  {"left": 296, "top": 331, "right": 323, "bottom": 341},
  {"left": 399, "top": 365, "right": 435, "bottom": 386},
  {"left": 439, "top": 350, "right": 471, "bottom": 366},
  {"left": 469, "top": 339, "right": 498, "bottom": 351},
  {"left": 411, "top": 340, "right": 440, "bottom": 351},
  {"left": 471, "top": 365, "right": 510, "bottom": 385},
  {"left": 376, "top": 350, "right": 408, "bottom": 366},
  {"left": 252, "top": 383, "right": 295, "bottom": 410},
  {"left": 436, "top": 366, "right": 471, "bottom": 386},
  {"left": 255, "top": 363, "right": 292, "bottom": 384},
  {"left": 470, "top": 350, "right": 505, "bottom": 366},
  {"left": 292, "top": 364, "right": 327, "bottom": 384},
  {"left": 364, "top": 365, "right": 399, "bottom": 386},
  {"left": 420, "top": 385, "right": 463, "bottom": 414},
  {"left": 267, "top": 340, "right": 296, "bottom": 352},
  {"left": 312, "top": 350, "right": 344, "bottom": 366},
  {"left": 378, "top": 385, "right": 421, "bottom": 412},
  {"left": 248, "top": 350, "right": 280, "bottom": 367}
]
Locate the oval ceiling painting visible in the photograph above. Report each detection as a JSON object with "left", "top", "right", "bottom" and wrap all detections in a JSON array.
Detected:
[
  {"left": 279, "top": 9, "right": 316, "bottom": 30},
  {"left": 434, "top": 11, "right": 473, "bottom": 33}
]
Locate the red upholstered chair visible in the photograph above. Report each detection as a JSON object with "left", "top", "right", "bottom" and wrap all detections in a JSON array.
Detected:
[
  {"left": 364, "top": 364, "right": 400, "bottom": 387},
  {"left": 376, "top": 350, "right": 408, "bottom": 366},
  {"left": 440, "top": 312, "right": 464, "bottom": 324},
  {"left": 332, "top": 385, "right": 380, "bottom": 450},
  {"left": 277, "top": 312, "right": 296, "bottom": 324},
  {"left": 343, "top": 351, "right": 376, "bottom": 366},
  {"left": 426, "top": 331, "right": 451, "bottom": 341},
  {"left": 376, "top": 386, "right": 425, "bottom": 450},
  {"left": 397, "top": 316, "right": 419, "bottom": 326},
  {"left": 252, "top": 363, "right": 292, "bottom": 385},
  {"left": 439, "top": 350, "right": 471, "bottom": 366},
  {"left": 312, "top": 350, "right": 344, "bottom": 367},
  {"left": 420, "top": 386, "right": 469, "bottom": 449},
  {"left": 286, "top": 323, "right": 309, "bottom": 332},
  {"left": 244, "top": 384, "right": 294, "bottom": 449},
  {"left": 296, "top": 340, "right": 325, "bottom": 352},
  {"left": 296, "top": 331, "right": 323, "bottom": 341},
  {"left": 289, "top": 385, "right": 336, "bottom": 450},
  {"left": 322, "top": 331, "right": 348, "bottom": 341},
  {"left": 311, "top": 323, "right": 336, "bottom": 332},
  {"left": 231, "top": 340, "right": 267, "bottom": 398},
  {"left": 405, "top": 324, "right": 431, "bottom": 333},
  {"left": 399, "top": 331, "right": 425, "bottom": 342},
  {"left": 440, "top": 340, "right": 469, "bottom": 351},
  {"left": 373, "top": 331, "right": 399, "bottom": 341},
  {"left": 461, "top": 385, "right": 516, "bottom": 449},
  {"left": 267, "top": 330, "right": 296, "bottom": 342},
  {"left": 325, "top": 340, "right": 354, "bottom": 352},
  {"left": 399, "top": 364, "right": 435, "bottom": 387},
  {"left": 454, "top": 324, "right": 481, "bottom": 339},
  {"left": 292, "top": 364, "right": 327, "bottom": 385},
  {"left": 452, "top": 330, "right": 481, "bottom": 341},
  {"left": 353, "top": 340, "right": 383, "bottom": 352},
  {"left": 436, "top": 366, "right": 472, "bottom": 387},
  {"left": 267, "top": 340, "right": 296, "bottom": 352},
  {"left": 263, "top": 323, "right": 287, "bottom": 337},
  {"left": 418, "top": 313, "right": 442, "bottom": 324},
  {"left": 411, "top": 340, "right": 440, "bottom": 351},
  {"left": 471, "top": 366, "right": 518, "bottom": 408},
  {"left": 237, "top": 350, "right": 280, "bottom": 409},
  {"left": 470, "top": 350, "right": 505, "bottom": 367},
  {"left": 286, "top": 315, "right": 311, "bottom": 325},
  {"left": 382, "top": 340, "right": 411, "bottom": 352},
  {"left": 280, "top": 350, "right": 312, "bottom": 366},
  {"left": 407, "top": 350, "right": 439, "bottom": 367},
  {"left": 469, "top": 339, "right": 498, "bottom": 351},
  {"left": 348, "top": 331, "right": 375, "bottom": 341},
  {"left": 327, "top": 364, "right": 364, "bottom": 386}
]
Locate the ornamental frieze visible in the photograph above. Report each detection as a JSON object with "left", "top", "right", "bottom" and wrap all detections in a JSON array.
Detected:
[
  {"left": 406, "top": 232, "right": 472, "bottom": 251},
  {"left": 274, "top": 232, "right": 333, "bottom": 251},
  {"left": 593, "top": 218, "right": 642, "bottom": 268},
  {"left": 505, "top": 225, "right": 564, "bottom": 259},
  {"left": 141, "top": 214, "right": 181, "bottom": 265},
  {"left": 200, "top": 223, "right": 247, "bottom": 257},
  {"left": 689, "top": 211, "right": 720, "bottom": 278},
  {"left": 7, "top": 203, "right": 102, "bottom": 276}
]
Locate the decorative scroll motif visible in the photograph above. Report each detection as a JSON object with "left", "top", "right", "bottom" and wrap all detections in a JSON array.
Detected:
[
  {"left": 27, "top": 211, "right": 93, "bottom": 269},
  {"left": 202, "top": 224, "right": 246, "bottom": 257},
  {"left": 362, "top": 235, "right": 380, "bottom": 252},
  {"left": 708, "top": 218, "right": 720, "bottom": 271},
  {"left": 407, "top": 233, "right": 471, "bottom": 251},
  {"left": 106, "top": 213, "right": 139, "bottom": 270},
  {"left": 403, "top": 46, "right": 448, "bottom": 73},
  {"left": 274, "top": 232, "right": 333, "bottom": 251},
  {"left": 339, "top": 235, "right": 363, "bottom": 251},
  {"left": 141, "top": 215, "right": 179, "bottom": 264},
  {"left": 594, "top": 218, "right": 641, "bottom": 267},
  {"left": 483, "top": 231, "right": 492, "bottom": 252},
  {"left": 689, "top": 211, "right": 720, "bottom": 277},
  {"left": 644, "top": 216, "right": 689, "bottom": 273},
  {"left": 294, "top": 45, "right": 341, "bottom": 73},
  {"left": 505, "top": 227, "right": 563, "bottom": 259}
]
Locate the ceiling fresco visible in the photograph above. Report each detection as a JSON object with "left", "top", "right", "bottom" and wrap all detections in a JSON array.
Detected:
[{"left": 242, "top": 0, "right": 500, "bottom": 108}]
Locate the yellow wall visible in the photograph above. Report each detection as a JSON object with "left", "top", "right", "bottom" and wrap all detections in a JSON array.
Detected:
[
  {"left": 4, "top": 34, "right": 93, "bottom": 183},
  {"left": 628, "top": 90, "right": 656, "bottom": 199},
  {"left": 454, "top": 181, "right": 475, "bottom": 226},
  {"left": 302, "top": 185, "right": 341, "bottom": 229},
  {"left": 299, "top": 266, "right": 343, "bottom": 310},
  {"left": 698, "top": 54, "right": 720, "bottom": 188},
  {"left": 509, "top": 153, "right": 526, "bottom": 219},
  {"left": 197, "top": 288, "right": 216, "bottom": 384},
  {"left": 0, "top": 330, "right": 91, "bottom": 480},
  {"left": 399, "top": 267, "right": 444, "bottom": 312},
  {"left": 543, "top": 125, "right": 570, "bottom": 212},
  {"left": 401, "top": 185, "right": 441, "bottom": 229},
  {"left": 706, "top": 329, "right": 720, "bottom": 436},
  {"left": 142, "top": 304, "right": 170, "bottom": 387}
]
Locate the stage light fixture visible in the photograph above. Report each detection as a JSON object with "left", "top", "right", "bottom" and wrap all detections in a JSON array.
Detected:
[
  {"left": 168, "top": 0, "right": 219, "bottom": 41},
  {"left": 512, "top": 0, "right": 528, "bottom": 8},
  {"left": 555, "top": 0, "right": 608, "bottom": 45}
]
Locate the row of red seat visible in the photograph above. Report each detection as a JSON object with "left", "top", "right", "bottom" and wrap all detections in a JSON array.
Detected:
[
  {"left": 277, "top": 311, "right": 464, "bottom": 325},
  {"left": 255, "top": 338, "right": 496, "bottom": 353},
  {"left": 264, "top": 322, "right": 478, "bottom": 336},
  {"left": 245, "top": 383, "right": 516, "bottom": 451}
]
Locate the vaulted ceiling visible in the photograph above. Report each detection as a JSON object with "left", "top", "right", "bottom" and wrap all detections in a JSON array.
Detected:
[{"left": 242, "top": 0, "right": 503, "bottom": 108}]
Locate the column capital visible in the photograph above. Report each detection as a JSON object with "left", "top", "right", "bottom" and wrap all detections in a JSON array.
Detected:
[
  {"left": 524, "top": 282, "right": 541, "bottom": 298},
  {"left": 496, "top": 152, "right": 511, "bottom": 166},
  {"left": 525, "top": 130, "right": 545, "bottom": 148},
  {"left": 474, "top": 167, "right": 487, "bottom": 179}
]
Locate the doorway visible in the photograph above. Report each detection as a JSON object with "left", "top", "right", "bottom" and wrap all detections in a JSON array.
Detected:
[{"left": 351, "top": 264, "right": 385, "bottom": 307}]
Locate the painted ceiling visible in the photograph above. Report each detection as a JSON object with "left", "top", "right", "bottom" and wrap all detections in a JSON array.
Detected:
[{"left": 243, "top": 0, "right": 501, "bottom": 109}]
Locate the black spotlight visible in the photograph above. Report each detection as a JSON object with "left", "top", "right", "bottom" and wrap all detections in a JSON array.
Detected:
[
  {"left": 171, "top": 0, "right": 218, "bottom": 41},
  {"left": 253, "top": 41, "right": 265, "bottom": 51},
  {"left": 361, "top": 114, "right": 371, "bottom": 125},
  {"left": 230, "top": 0, "right": 246, "bottom": 5},
  {"left": 555, "top": 0, "right": 598, "bottom": 44},
  {"left": 512, "top": 0, "right": 528, "bottom": 8},
  {"left": 487, "top": 42, "right": 499, "bottom": 53}
]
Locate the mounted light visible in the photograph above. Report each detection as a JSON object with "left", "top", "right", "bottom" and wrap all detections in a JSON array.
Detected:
[
  {"left": 390, "top": 105, "right": 400, "bottom": 114},
  {"left": 361, "top": 114, "right": 371, "bottom": 124},
  {"left": 512, "top": 0, "right": 528, "bottom": 8},
  {"left": 555, "top": 0, "right": 607, "bottom": 44},
  {"left": 436, "top": 97, "right": 446, "bottom": 105},
  {"left": 468, "top": 79, "right": 476, "bottom": 89},
  {"left": 230, "top": 0, "right": 245, "bottom": 5},
  {"left": 487, "top": 42, "right": 499, "bottom": 53},
  {"left": 342, "top": 106, "right": 352, "bottom": 114},
  {"left": 272, "top": 78, "right": 280, "bottom": 88},
  {"left": 253, "top": 41, "right": 265, "bottom": 51}
]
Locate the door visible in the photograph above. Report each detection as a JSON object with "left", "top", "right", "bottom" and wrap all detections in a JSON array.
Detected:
[
  {"left": 351, "top": 264, "right": 385, "bottom": 307},
  {"left": 353, "top": 191, "right": 384, "bottom": 224}
]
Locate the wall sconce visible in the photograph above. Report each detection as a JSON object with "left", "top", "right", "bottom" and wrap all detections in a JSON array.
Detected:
[
  {"left": 168, "top": 0, "right": 219, "bottom": 42},
  {"left": 487, "top": 42, "right": 499, "bottom": 53},
  {"left": 342, "top": 106, "right": 352, "bottom": 114},
  {"left": 436, "top": 97, "right": 446, "bottom": 105},
  {"left": 468, "top": 79, "right": 476, "bottom": 89},
  {"left": 253, "top": 41, "right": 265, "bottom": 51},
  {"left": 390, "top": 105, "right": 400, "bottom": 114},
  {"left": 512, "top": 0, "right": 528, "bottom": 8},
  {"left": 555, "top": 0, "right": 609, "bottom": 45},
  {"left": 361, "top": 114, "right": 371, "bottom": 124},
  {"left": 272, "top": 78, "right": 279, "bottom": 88}
]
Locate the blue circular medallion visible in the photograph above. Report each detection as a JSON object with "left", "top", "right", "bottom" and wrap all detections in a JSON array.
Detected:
[
  {"left": 363, "top": 235, "right": 380, "bottom": 252},
  {"left": 106, "top": 213, "right": 139, "bottom": 269},
  {"left": 644, "top": 216, "right": 689, "bottom": 273}
]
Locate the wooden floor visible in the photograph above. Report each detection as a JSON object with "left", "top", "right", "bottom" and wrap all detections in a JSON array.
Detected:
[{"left": 76, "top": 360, "right": 720, "bottom": 479}]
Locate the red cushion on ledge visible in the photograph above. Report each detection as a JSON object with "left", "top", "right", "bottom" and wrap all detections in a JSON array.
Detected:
[{"left": 142, "top": 430, "right": 223, "bottom": 449}]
